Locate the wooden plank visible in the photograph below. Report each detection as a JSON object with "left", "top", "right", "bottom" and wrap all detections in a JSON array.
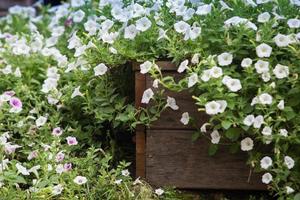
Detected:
[
  {"left": 146, "top": 130, "right": 266, "bottom": 190},
  {"left": 0, "top": 0, "right": 34, "bottom": 10}
]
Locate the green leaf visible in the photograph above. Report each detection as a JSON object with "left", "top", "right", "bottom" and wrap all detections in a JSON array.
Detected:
[
  {"left": 294, "top": 193, "right": 300, "bottom": 200},
  {"left": 221, "top": 120, "right": 232, "bottom": 130},
  {"left": 208, "top": 144, "right": 218, "bottom": 156},
  {"left": 191, "top": 132, "right": 200, "bottom": 142},
  {"left": 225, "top": 128, "right": 241, "bottom": 141}
]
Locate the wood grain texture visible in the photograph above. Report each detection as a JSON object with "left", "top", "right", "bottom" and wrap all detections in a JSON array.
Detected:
[{"left": 146, "top": 130, "right": 266, "bottom": 190}]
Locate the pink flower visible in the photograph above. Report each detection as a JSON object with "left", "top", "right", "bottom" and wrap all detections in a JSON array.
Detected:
[
  {"left": 64, "top": 18, "right": 73, "bottom": 27},
  {"left": 4, "top": 91, "right": 15, "bottom": 96},
  {"left": 55, "top": 152, "right": 65, "bottom": 162},
  {"left": 9, "top": 97, "right": 22, "bottom": 109},
  {"left": 66, "top": 136, "right": 78, "bottom": 146},
  {"left": 52, "top": 127, "right": 63, "bottom": 136},
  {"left": 27, "top": 150, "right": 38, "bottom": 160},
  {"left": 64, "top": 163, "right": 72, "bottom": 171}
]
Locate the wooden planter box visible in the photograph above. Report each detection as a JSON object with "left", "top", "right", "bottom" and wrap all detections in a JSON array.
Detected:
[
  {"left": 133, "top": 61, "right": 266, "bottom": 190},
  {"left": 0, "top": 0, "right": 34, "bottom": 16}
]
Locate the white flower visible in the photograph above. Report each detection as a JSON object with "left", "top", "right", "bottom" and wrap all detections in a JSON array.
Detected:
[
  {"left": 52, "top": 184, "right": 63, "bottom": 195},
  {"left": 286, "top": 186, "right": 295, "bottom": 194},
  {"left": 188, "top": 73, "right": 198, "bottom": 88},
  {"left": 196, "top": 4, "right": 212, "bottom": 15},
  {"left": 109, "top": 47, "right": 117, "bottom": 54},
  {"left": 73, "top": 10, "right": 85, "bottom": 23},
  {"left": 256, "top": 43, "right": 272, "bottom": 58},
  {"left": 210, "top": 66, "right": 223, "bottom": 78},
  {"left": 200, "top": 123, "right": 210, "bottom": 133},
  {"left": 279, "top": 129, "right": 288, "bottom": 137},
  {"left": 140, "top": 61, "right": 152, "bottom": 74},
  {"left": 180, "top": 112, "right": 189, "bottom": 125},
  {"left": 287, "top": 18, "right": 300, "bottom": 28},
  {"left": 262, "top": 173, "right": 272, "bottom": 184},
  {"left": 276, "top": 100, "right": 284, "bottom": 110},
  {"left": 253, "top": 115, "right": 264, "bottom": 128},
  {"left": 191, "top": 53, "right": 200, "bottom": 64},
  {"left": 94, "top": 63, "right": 108, "bottom": 76},
  {"left": 114, "top": 179, "right": 122, "bottom": 185},
  {"left": 262, "top": 126, "right": 272, "bottom": 136},
  {"left": 155, "top": 188, "right": 164, "bottom": 196},
  {"left": 121, "top": 169, "right": 130, "bottom": 177},
  {"left": 273, "top": 64, "right": 289, "bottom": 79},
  {"left": 257, "top": 0, "right": 272, "bottom": 4},
  {"left": 174, "top": 21, "right": 190, "bottom": 34},
  {"left": 274, "top": 34, "right": 290, "bottom": 47},
  {"left": 284, "top": 156, "right": 295, "bottom": 169},
  {"left": 216, "top": 100, "right": 227, "bottom": 113},
  {"left": 217, "top": 52, "right": 233, "bottom": 66},
  {"left": 260, "top": 156, "right": 273, "bottom": 169},
  {"left": 71, "top": 0, "right": 85, "bottom": 7},
  {"left": 124, "top": 25, "right": 138, "bottom": 40},
  {"left": 178, "top": 60, "right": 188, "bottom": 73},
  {"left": 241, "top": 137, "right": 254, "bottom": 151},
  {"left": 241, "top": 58, "right": 252, "bottom": 68},
  {"left": 205, "top": 100, "right": 227, "bottom": 115},
  {"left": 136, "top": 17, "right": 151, "bottom": 32},
  {"left": 141, "top": 88, "right": 154, "bottom": 104},
  {"left": 259, "top": 93, "right": 273, "bottom": 105},
  {"left": 200, "top": 69, "right": 211, "bottom": 82},
  {"left": 223, "top": 77, "right": 242, "bottom": 92},
  {"left": 16, "top": 163, "right": 30, "bottom": 175},
  {"left": 73, "top": 176, "right": 87, "bottom": 185},
  {"left": 152, "top": 79, "right": 159, "bottom": 88},
  {"left": 36, "top": 116, "right": 47, "bottom": 127},
  {"left": 210, "top": 130, "right": 220, "bottom": 144},
  {"left": 166, "top": 96, "right": 179, "bottom": 110},
  {"left": 257, "top": 12, "right": 271, "bottom": 23},
  {"left": 261, "top": 72, "right": 270, "bottom": 82},
  {"left": 56, "top": 164, "right": 64, "bottom": 174},
  {"left": 71, "top": 86, "right": 83, "bottom": 98},
  {"left": 243, "top": 115, "right": 255, "bottom": 126},
  {"left": 254, "top": 60, "right": 269, "bottom": 74}
]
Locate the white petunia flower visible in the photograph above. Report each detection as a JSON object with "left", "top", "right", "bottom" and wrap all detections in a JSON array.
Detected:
[
  {"left": 241, "top": 137, "right": 254, "bottom": 151},
  {"left": 277, "top": 100, "right": 285, "bottom": 110},
  {"left": 180, "top": 112, "right": 189, "bottom": 125},
  {"left": 261, "top": 72, "right": 271, "bottom": 82},
  {"left": 114, "top": 179, "right": 122, "bottom": 185},
  {"left": 243, "top": 115, "right": 255, "bottom": 126},
  {"left": 16, "top": 163, "right": 30, "bottom": 175},
  {"left": 210, "top": 130, "right": 220, "bottom": 144},
  {"left": 71, "top": 86, "right": 83, "bottom": 98},
  {"left": 260, "top": 156, "right": 273, "bottom": 169},
  {"left": 223, "top": 77, "right": 242, "bottom": 92},
  {"left": 257, "top": 0, "right": 272, "bottom": 4},
  {"left": 284, "top": 156, "right": 295, "bottom": 169},
  {"left": 262, "top": 126, "right": 272, "bottom": 136},
  {"left": 136, "top": 17, "right": 151, "bottom": 32},
  {"left": 254, "top": 60, "right": 269, "bottom": 74},
  {"left": 71, "top": 0, "right": 85, "bottom": 7},
  {"left": 217, "top": 52, "right": 233, "bottom": 66},
  {"left": 52, "top": 184, "right": 63, "bottom": 195},
  {"left": 241, "top": 58, "right": 252, "bottom": 68},
  {"left": 36, "top": 116, "right": 47, "bottom": 127},
  {"left": 94, "top": 63, "right": 108, "bottom": 76},
  {"left": 141, "top": 88, "right": 154, "bottom": 104},
  {"left": 210, "top": 66, "right": 223, "bottom": 78},
  {"left": 178, "top": 60, "right": 188, "bottom": 73},
  {"left": 174, "top": 21, "right": 190, "bottom": 34},
  {"left": 72, "top": 10, "right": 85, "bottom": 23},
  {"left": 257, "top": 12, "right": 271, "bottom": 23},
  {"left": 196, "top": 4, "right": 212, "bottom": 15},
  {"left": 191, "top": 53, "right": 200, "bottom": 64},
  {"left": 73, "top": 176, "right": 87, "bottom": 185},
  {"left": 121, "top": 169, "right": 130, "bottom": 177},
  {"left": 262, "top": 173, "right": 272, "bottom": 184},
  {"left": 200, "top": 69, "right": 211, "bottom": 82},
  {"left": 200, "top": 123, "right": 210, "bottom": 133},
  {"left": 155, "top": 188, "right": 164, "bottom": 196},
  {"left": 188, "top": 73, "right": 198, "bottom": 88},
  {"left": 279, "top": 129, "right": 288, "bottom": 137},
  {"left": 258, "top": 93, "right": 273, "bottom": 105},
  {"left": 253, "top": 115, "right": 264, "bottom": 128},
  {"left": 140, "top": 61, "right": 152, "bottom": 74},
  {"left": 256, "top": 43, "right": 272, "bottom": 58},
  {"left": 124, "top": 25, "right": 138, "bottom": 40},
  {"left": 205, "top": 100, "right": 227, "bottom": 115},
  {"left": 166, "top": 96, "right": 179, "bottom": 110},
  {"left": 287, "top": 18, "right": 300, "bottom": 28},
  {"left": 152, "top": 79, "right": 159, "bottom": 88},
  {"left": 274, "top": 34, "right": 290, "bottom": 47},
  {"left": 273, "top": 64, "right": 289, "bottom": 79},
  {"left": 286, "top": 186, "right": 295, "bottom": 194}
]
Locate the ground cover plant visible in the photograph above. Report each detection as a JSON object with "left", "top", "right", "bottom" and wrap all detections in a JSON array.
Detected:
[{"left": 0, "top": 0, "right": 299, "bottom": 199}]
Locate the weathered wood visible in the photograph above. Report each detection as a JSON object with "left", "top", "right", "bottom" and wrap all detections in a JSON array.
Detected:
[
  {"left": 0, "top": 0, "right": 33, "bottom": 10},
  {"left": 146, "top": 130, "right": 265, "bottom": 190}
]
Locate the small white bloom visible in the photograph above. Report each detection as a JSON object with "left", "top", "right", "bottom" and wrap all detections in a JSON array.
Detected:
[
  {"left": 180, "top": 112, "right": 189, "bottom": 125},
  {"left": 286, "top": 186, "right": 295, "bottom": 194},
  {"left": 141, "top": 88, "right": 154, "bottom": 104},
  {"left": 166, "top": 96, "right": 179, "bottom": 110},
  {"left": 257, "top": 12, "right": 271, "bottom": 23},
  {"left": 94, "top": 63, "right": 108, "bottom": 76},
  {"left": 224, "top": 77, "right": 242, "bottom": 92},
  {"left": 262, "top": 126, "right": 272, "bottom": 136},
  {"left": 260, "top": 156, "right": 273, "bottom": 169},
  {"left": 255, "top": 60, "right": 269, "bottom": 74},
  {"left": 274, "top": 34, "right": 290, "bottom": 47},
  {"left": 52, "top": 184, "right": 63, "bottom": 195},
  {"left": 287, "top": 18, "right": 300, "bottom": 28},
  {"left": 174, "top": 21, "right": 190, "bottom": 34},
  {"left": 284, "top": 156, "right": 295, "bottom": 169},
  {"left": 217, "top": 52, "right": 233, "bottom": 66},
  {"left": 36, "top": 116, "right": 47, "bottom": 127},
  {"left": 261, "top": 72, "right": 271, "bottom": 82},
  {"left": 253, "top": 115, "right": 264, "bottom": 128},
  {"left": 152, "top": 79, "right": 159, "bottom": 88},
  {"left": 259, "top": 93, "right": 273, "bottom": 105},
  {"left": 200, "top": 123, "right": 210, "bottom": 133},
  {"left": 262, "top": 173, "right": 272, "bottom": 184},
  {"left": 200, "top": 69, "right": 211, "bottom": 82},
  {"left": 124, "top": 25, "right": 138, "bottom": 40},
  {"left": 136, "top": 17, "right": 151, "bottom": 32},
  {"left": 210, "top": 66, "right": 223, "bottom": 78},
  {"left": 196, "top": 4, "right": 212, "bottom": 15},
  {"left": 257, "top": 0, "right": 272, "bottom": 4},
  {"left": 243, "top": 115, "right": 255, "bottom": 126},
  {"left": 241, "top": 137, "right": 254, "bottom": 151},
  {"left": 114, "top": 179, "right": 122, "bottom": 185},
  {"left": 121, "top": 169, "right": 130, "bottom": 177},
  {"left": 178, "top": 60, "right": 188, "bottom": 73},
  {"left": 73, "top": 176, "right": 87, "bottom": 185},
  {"left": 73, "top": 10, "right": 85, "bottom": 23},
  {"left": 16, "top": 163, "right": 30, "bottom": 175},
  {"left": 256, "top": 43, "right": 272, "bottom": 58},
  {"left": 273, "top": 64, "right": 289, "bottom": 79},
  {"left": 71, "top": 86, "right": 83, "bottom": 98},
  {"left": 140, "top": 61, "right": 152, "bottom": 74},
  {"left": 188, "top": 73, "right": 198, "bottom": 88},
  {"left": 279, "top": 129, "right": 288, "bottom": 137},
  {"left": 241, "top": 58, "right": 252, "bottom": 68},
  {"left": 277, "top": 100, "right": 285, "bottom": 110},
  {"left": 210, "top": 130, "right": 221, "bottom": 144},
  {"left": 205, "top": 101, "right": 221, "bottom": 115},
  {"left": 191, "top": 53, "right": 200, "bottom": 64},
  {"left": 155, "top": 188, "right": 164, "bottom": 196}
]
